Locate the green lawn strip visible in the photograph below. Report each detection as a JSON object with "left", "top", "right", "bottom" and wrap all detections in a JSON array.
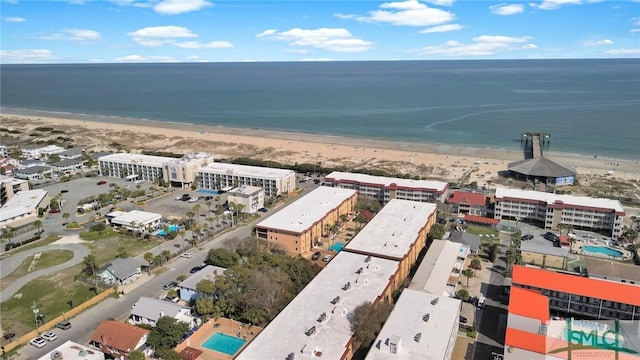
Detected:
[
  {"left": 466, "top": 225, "right": 499, "bottom": 237},
  {"left": 0, "top": 236, "right": 61, "bottom": 259},
  {"left": 79, "top": 227, "right": 119, "bottom": 241},
  {"left": 84, "top": 235, "right": 157, "bottom": 266},
  {"left": 1, "top": 250, "right": 74, "bottom": 289}
]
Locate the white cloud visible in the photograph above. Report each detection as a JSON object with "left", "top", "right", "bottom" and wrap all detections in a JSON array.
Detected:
[
  {"left": 175, "top": 41, "right": 233, "bottom": 49},
  {"left": 257, "top": 28, "right": 374, "bottom": 53},
  {"left": 0, "top": 49, "right": 56, "bottom": 63},
  {"left": 39, "top": 28, "right": 100, "bottom": 42},
  {"left": 186, "top": 55, "right": 209, "bottom": 62},
  {"left": 127, "top": 26, "right": 197, "bottom": 46},
  {"left": 336, "top": 0, "right": 454, "bottom": 27},
  {"left": 410, "top": 35, "right": 536, "bottom": 57},
  {"left": 529, "top": 0, "right": 582, "bottom": 10},
  {"left": 490, "top": 4, "right": 525, "bottom": 15},
  {"left": 256, "top": 29, "right": 277, "bottom": 38},
  {"left": 420, "top": 24, "right": 463, "bottom": 34},
  {"left": 630, "top": 28, "right": 640, "bottom": 34},
  {"left": 5, "top": 16, "right": 26, "bottom": 22},
  {"left": 153, "top": 0, "right": 211, "bottom": 15},
  {"left": 604, "top": 48, "right": 640, "bottom": 56},
  {"left": 581, "top": 39, "right": 613, "bottom": 46},
  {"left": 425, "top": 0, "right": 455, "bottom": 5},
  {"left": 113, "top": 54, "right": 176, "bottom": 62}
]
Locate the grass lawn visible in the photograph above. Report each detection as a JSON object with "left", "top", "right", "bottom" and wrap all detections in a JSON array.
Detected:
[
  {"left": 0, "top": 236, "right": 61, "bottom": 260},
  {"left": 79, "top": 226, "right": 119, "bottom": 241},
  {"left": 0, "top": 265, "right": 101, "bottom": 337},
  {"left": 84, "top": 233, "right": 157, "bottom": 267},
  {"left": 1, "top": 250, "right": 74, "bottom": 291},
  {"left": 465, "top": 225, "right": 499, "bottom": 238}
]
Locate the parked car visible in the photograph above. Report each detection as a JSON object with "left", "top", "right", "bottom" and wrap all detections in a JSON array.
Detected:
[
  {"left": 188, "top": 197, "right": 199, "bottom": 203},
  {"left": 181, "top": 194, "right": 191, "bottom": 201},
  {"left": 133, "top": 180, "right": 143, "bottom": 184},
  {"left": 190, "top": 265, "right": 204, "bottom": 273},
  {"left": 96, "top": 180, "right": 107, "bottom": 185},
  {"left": 30, "top": 337, "right": 47, "bottom": 348},
  {"left": 109, "top": 183, "right": 117, "bottom": 187},
  {"left": 162, "top": 281, "right": 178, "bottom": 290},
  {"left": 521, "top": 234, "right": 534, "bottom": 241},
  {"left": 56, "top": 320, "right": 71, "bottom": 330},
  {"left": 459, "top": 316, "right": 468, "bottom": 324},
  {"left": 60, "top": 189, "right": 69, "bottom": 193},
  {"left": 258, "top": 207, "right": 268, "bottom": 213},
  {"left": 311, "top": 252, "right": 321, "bottom": 261},
  {"left": 162, "top": 295, "right": 180, "bottom": 303},
  {"left": 323, "top": 255, "right": 332, "bottom": 262},
  {"left": 42, "top": 331, "right": 57, "bottom": 342},
  {"left": 181, "top": 252, "right": 193, "bottom": 258}
]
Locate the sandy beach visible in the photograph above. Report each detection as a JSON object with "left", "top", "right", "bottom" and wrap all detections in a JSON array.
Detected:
[{"left": 1, "top": 113, "right": 639, "bottom": 193}]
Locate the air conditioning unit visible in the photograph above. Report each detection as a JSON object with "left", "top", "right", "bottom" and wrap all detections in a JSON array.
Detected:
[{"left": 50, "top": 350, "right": 63, "bottom": 360}]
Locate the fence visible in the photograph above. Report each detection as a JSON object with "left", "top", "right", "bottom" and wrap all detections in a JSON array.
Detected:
[{"left": 3, "top": 287, "right": 114, "bottom": 353}]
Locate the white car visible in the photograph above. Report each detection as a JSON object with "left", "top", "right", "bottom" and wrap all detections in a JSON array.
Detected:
[
  {"left": 30, "top": 337, "right": 47, "bottom": 348},
  {"left": 188, "top": 197, "right": 199, "bottom": 203},
  {"left": 42, "top": 331, "right": 58, "bottom": 342},
  {"left": 133, "top": 180, "right": 143, "bottom": 184},
  {"left": 181, "top": 252, "right": 193, "bottom": 258}
]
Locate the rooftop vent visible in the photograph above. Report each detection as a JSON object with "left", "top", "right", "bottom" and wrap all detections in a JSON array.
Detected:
[
  {"left": 342, "top": 282, "right": 351, "bottom": 291},
  {"left": 50, "top": 350, "right": 62, "bottom": 360},
  {"left": 317, "top": 312, "right": 327, "bottom": 323},
  {"left": 330, "top": 296, "right": 341, "bottom": 305},
  {"left": 365, "top": 255, "right": 371, "bottom": 263},
  {"left": 414, "top": 332, "right": 422, "bottom": 343},
  {"left": 422, "top": 314, "right": 430, "bottom": 322},
  {"left": 431, "top": 297, "right": 439, "bottom": 305},
  {"left": 287, "top": 353, "right": 295, "bottom": 360},
  {"left": 305, "top": 326, "right": 317, "bottom": 336},
  {"left": 355, "top": 267, "right": 363, "bottom": 274}
]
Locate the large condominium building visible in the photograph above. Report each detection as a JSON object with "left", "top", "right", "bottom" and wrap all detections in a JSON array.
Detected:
[
  {"left": 323, "top": 171, "right": 448, "bottom": 204},
  {"left": 227, "top": 185, "right": 264, "bottom": 214},
  {"left": 512, "top": 265, "right": 640, "bottom": 321},
  {"left": 0, "top": 175, "right": 29, "bottom": 206},
  {"left": 494, "top": 188, "right": 625, "bottom": 238},
  {"left": 344, "top": 199, "right": 437, "bottom": 282},
  {"left": 236, "top": 251, "right": 400, "bottom": 360},
  {"left": 365, "top": 289, "right": 461, "bottom": 360},
  {"left": 196, "top": 162, "right": 296, "bottom": 197},
  {"left": 98, "top": 152, "right": 214, "bottom": 188},
  {"left": 255, "top": 187, "right": 357, "bottom": 255}
]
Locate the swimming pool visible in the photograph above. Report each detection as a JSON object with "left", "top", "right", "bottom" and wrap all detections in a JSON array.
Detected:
[
  {"left": 152, "top": 224, "right": 181, "bottom": 236},
  {"left": 202, "top": 333, "right": 246, "bottom": 355},
  {"left": 582, "top": 246, "right": 623, "bottom": 257},
  {"left": 329, "top": 242, "right": 345, "bottom": 252}
]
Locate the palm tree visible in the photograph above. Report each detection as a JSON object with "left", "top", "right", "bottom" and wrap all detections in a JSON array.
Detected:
[
  {"left": 205, "top": 201, "right": 212, "bottom": 214},
  {"left": 33, "top": 220, "right": 43, "bottom": 235},
  {"left": 62, "top": 212, "right": 71, "bottom": 224},
  {"left": 130, "top": 221, "right": 138, "bottom": 238},
  {"left": 149, "top": 186, "right": 157, "bottom": 197},
  {"left": 462, "top": 268, "right": 474, "bottom": 287},
  {"left": 160, "top": 250, "right": 171, "bottom": 263},
  {"left": 144, "top": 252, "right": 154, "bottom": 274},
  {"left": 206, "top": 217, "right": 215, "bottom": 230},
  {"left": 186, "top": 211, "right": 195, "bottom": 225},
  {"left": 192, "top": 204, "right": 201, "bottom": 223}
]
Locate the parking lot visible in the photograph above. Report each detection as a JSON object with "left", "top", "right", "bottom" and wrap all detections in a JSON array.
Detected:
[{"left": 132, "top": 189, "right": 227, "bottom": 222}]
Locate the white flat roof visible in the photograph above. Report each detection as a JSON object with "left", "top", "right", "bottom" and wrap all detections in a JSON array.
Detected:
[
  {"left": 325, "top": 171, "right": 448, "bottom": 192},
  {"left": 37, "top": 340, "right": 105, "bottom": 360},
  {"left": 236, "top": 251, "right": 399, "bottom": 360},
  {"left": 110, "top": 210, "right": 161, "bottom": 225},
  {"left": 345, "top": 199, "right": 436, "bottom": 259},
  {"left": 408, "top": 240, "right": 462, "bottom": 297},
  {"left": 520, "top": 242, "right": 569, "bottom": 257},
  {"left": 495, "top": 187, "right": 625, "bottom": 213},
  {"left": 179, "top": 265, "right": 227, "bottom": 290},
  {"left": 256, "top": 187, "right": 357, "bottom": 233},
  {"left": 228, "top": 185, "right": 263, "bottom": 196},
  {"left": 98, "top": 153, "right": 171, "bottom": 166},
  {"left": 0, "top": 175, "right": 28, "bottom": 186},
  {"left": 366, "top": 289, "right": 461, "bottom": 360},
  {"left": 198, "top": 162, "right": 295, "bottom": 179},
  {"left": 0, "top": 189, "right": 47, "bottom": 222}
]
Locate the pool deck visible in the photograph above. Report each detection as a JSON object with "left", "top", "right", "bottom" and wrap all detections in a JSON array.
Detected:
[
  {"left": 571, "top": 240, "right": 632, "bottom": 261},
  {"left": 175, "top": 318, "right": 263, "bottom": 360}
]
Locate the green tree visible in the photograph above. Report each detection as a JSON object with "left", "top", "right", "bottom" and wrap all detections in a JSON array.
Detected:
[
  {"left": 149, "top": 186, "right": 157, "bottom": 197},
  {"left": 469, "top": 258, "right": 482, "bottom": 270},
  {"left": 195, "top": 296, "right": 215, "bottom": 316},
  {"left": 205, "top": 248, "right": 240, "bottom": 268},
  {"left": 128, "top": 350, "right": 145, "bottom": 360},
  {"left": 195, "top": 279, "right": 216, "bottom": 298},
  {"left": 116, "top": 246, "right": 128, "bottom": 258},
  {"left": 462, "top": 268, "right": 474, "bottom": 287},
  {"left": 154, "top": 254, "right": 164, "bottom": 267},
  {"left": 456, "top": 289, "right": 470, "bottom": 301},
  {"left": 83, "top": 254, "right": 98, "bottom": 275},
  {"left": 428, "top": 223, "right": 446, "bottom": 240},
  {"left": 33, "top": 220, "right": 43, "bottom": 234},
  {"left": 161, "top": 250, "right": 171, "bottom": 263},
  {"left": 146, "top": 316, "right": 189, "bottom": 355},
  {"left": 350, "top": 301, "right": 394, "bottom": 348},
  {"left": 62, "top": 212, "right": 71, "bottom": 224},
  {"left": 144, "top": 252, "right": 154, "bottom": 274},
  {"left": 487, "top": 242, "right": 499, "bottom": 263}
]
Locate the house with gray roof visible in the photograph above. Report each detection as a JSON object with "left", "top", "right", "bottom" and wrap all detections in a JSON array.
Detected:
[
  {"left": 51, "top": 158, "right": 85, "bottom": 172},
  {"left": 14, "top": 165, "right": 53, "bottom": 181},
  {"left": 178, "top": 265, "right": 226, "bottom": 302},
  {"left": 90, "top": 151, "right": 112, "bottom": 160},
  {"left": 447, "top": 231, "right": 481, "bottom": 254},
  {"left": 98, "top": 257, "right": 143, "bottom": 285},
  {"left": 58, "top": 148, "right": 85, "bottom": 159},
  {"left": 129, "top": 296, "right": 198, "bottom": 328}
]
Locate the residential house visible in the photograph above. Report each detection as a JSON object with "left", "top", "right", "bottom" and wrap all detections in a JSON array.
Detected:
[
  {"left": 14, "top": 165, "right": 53, "bottom": 181},
  {"left": 89, "top": 320, "right": 151, "bottom": 359},
  {"left": 98, "top": 257, "right": 144, "bottom": 285},
  {"left": 447, "top": 232, "right": 481, "bottom": 255},
  {"left": 58, "top": 148, "right": 85, "bottom": 159},
  {"left": 19, "top": 159, "right": 46, "bottom": 168},
  {"left": 21, "top": 144, "right": 65, "bottom": 159},
  {"left": 130, "top": 297, "right": 199, "bottom": 328},
  {"left": 51, "top": 158, "right": 84, "bottom": 173},
  {"left": 447, "top": 191, "right": 487, "bottom": 216},
  {"left": 178, "top": 265, "right": 227, "bottom": 303}
]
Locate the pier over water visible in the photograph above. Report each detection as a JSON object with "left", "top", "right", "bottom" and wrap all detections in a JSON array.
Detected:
[{"left": 521, "top": 131, "right": 550, "bottom": 159}]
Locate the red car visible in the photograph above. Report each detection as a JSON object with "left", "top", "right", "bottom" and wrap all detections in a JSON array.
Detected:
[{"left": 97, "top": 180, "right": 107, "bottom": 185}]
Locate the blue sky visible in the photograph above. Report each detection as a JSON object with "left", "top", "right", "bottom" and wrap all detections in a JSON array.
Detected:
[{"left": 1, "top": 0, "right": 639, "bottom": 63}]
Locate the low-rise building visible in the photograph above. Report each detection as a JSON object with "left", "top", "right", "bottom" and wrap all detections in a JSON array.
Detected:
[
  {"left": 0, "top": 175, "right": 29, "bottom": 206},
  {"left": 494, "top": 188, "right": 625, "bottom": 238},
  {"left": 178, "top": 265, "right": 227, "bottom": 303},
  {"left": 344, "top": 199, "right": 437, "bottom": 283},
  {"left": 37, "top": 340, "right": 105, "bottom": 360},
  {"left": 21, "top": 144, "right": 65, "bottom": 159},
  {"left": 520, "top": 242, "right": 568, "bottom": 269},
  {"left": 255, "top": 187, "right": 358, "bottom": 255},
  {"left": 14, "top": 165, "right": 53, "bottom": 181},
  {"left": 324, "top": 171, "right": 448, "bottom": 204},
  {"left": 236, "top": 251, "right": 400, "bottom": 360},
  {"left": 409, "top": 239, "right": 469, "bottom": 297},
  {"left": 447, "top": 232, "right": 481, "bottom": 255},
  {"left": 0, "top": 145, "right": 7, "bottom": 158},
  {"left": 90, "top": 320, "right": 152, "bottom": 359},
  {"left": 130, "top": 296, "right": 199, "bottom": 328},
  {"left": 106, "top": 210, "right": 162, "bottom": 232},
  {"left": 19, "top": 159, "right": 46, "bottom": 168},
  {"left": 197, "top": 162, "right": 296, "bottom": 197},
  {"left": 98, "top": 257, "right": 144, "bottom": 285},
  {"left": 227, "top": 185, "right": 264, "bottom": 214},
  {"left": 582, "top": 257, "right": 640, "bottom": 284},
  {"left": 365, "top": 289, "right": 461, "bottom": 360},
  {"left": 0, "top": 189, "right": 47, "bottom": 228},
  {"left": 447, "top": 191, "right": 487, "bottom": 216},
  {"left": 50, "top": 158, "right": 84, "bottom": 173},
  {"left": 58, "top": 148, "right": 85, "bottom": 159}
]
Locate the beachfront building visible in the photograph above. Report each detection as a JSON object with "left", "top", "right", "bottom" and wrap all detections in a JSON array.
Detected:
[
  {"left": 57, "top": 148, "right": 85, "bottom": 160},
  {"left": 227, "top": 185, "right": 264, "bottom": 214},
  {"left": 446, "top": 191, "right": 487, "bottom": 216},
  {"left": 365, "top": 289, "right": 461, "bottom": 360},
  {"left": 196, "top": 162, "right": 296, "bottom": 197},
  {"left": 51, "top": 158, "right": 85, "bottom": 173},
  {"left": 106, "top": 210, "right": 162, "bottom": 232},
  {"left": 97, "top": 152, "right": 214, "bottom": 187},
  {"left": 408, "top": 239, "right": 469, "bottom": 297},
  {"left": 323, "top": 171, "right": 448, "bottom": 204},
  {"left": 14, "top": 165, "right": 54, "bottom": 181},
  {"left": 20, "top": 144, "right": 65, "bottom": 159},
  {"left": 0, "top": 189, "right": 48, "bottom": 229},
  {"left": 344, "top": 199, "right": 437, "bottom": 283},
  {"left": 255, "top": 187, "right": 357, "bottom": 255},
  {"left": 0, "top": 175, "right": 30, "bottom": 206},
  {"left": 236, "top": 251, "right": 400, "bottom": 360},
  {"left": 512, "top": 265, "right": 640, "bottom": 320},
  {"left": 494, "top": 188, "right": 625, "bottom": 238},
  {"left": 0, "top": 145, "right": 7, "bottom": 158},
  {"left": 19, "top": 159, "right": 46, "bottom": 168},
  {"left": 37, "top": 340, "right": 106, "bottom": 360},
  {"left": 178, "top": 265, "right": 227, "bottom": 302},
  {"left": 507, "top": 156, "right": 577, "bottom": 186}
]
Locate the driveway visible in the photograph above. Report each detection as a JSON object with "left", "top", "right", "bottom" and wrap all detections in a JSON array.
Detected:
[{"left": 0, "top": 237, "right": 90, "bottom": 302}]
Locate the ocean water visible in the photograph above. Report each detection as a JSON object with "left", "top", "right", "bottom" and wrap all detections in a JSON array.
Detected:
[{"left": 1, "top": 59, "right": 638, "bottom": 159}]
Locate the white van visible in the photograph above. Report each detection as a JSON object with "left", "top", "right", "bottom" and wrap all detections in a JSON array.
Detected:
[{"left": 478, "top": 295, "right": 486, "bottom": 308}]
